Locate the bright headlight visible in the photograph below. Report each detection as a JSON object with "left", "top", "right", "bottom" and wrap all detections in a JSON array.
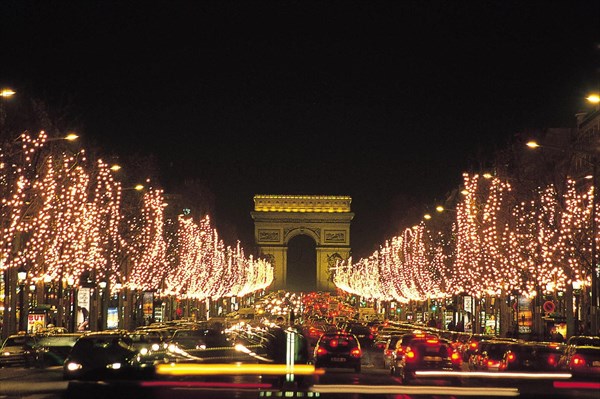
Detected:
[
  {"left": 140, "top": 348, "right": 149, "bottom": 355},
  {"left": 66, "top": 362, "right": 82, "bottom": 371},
  {"left": 106, "top": 362, "right": 122, "bottom": 370}
]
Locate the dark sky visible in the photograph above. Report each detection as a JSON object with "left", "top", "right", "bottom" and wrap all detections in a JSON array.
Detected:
[{"left": 1, "top": 1, "right": 599, "bottom": 259}]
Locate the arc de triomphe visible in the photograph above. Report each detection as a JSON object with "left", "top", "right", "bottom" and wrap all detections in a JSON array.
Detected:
[{"left": 251, "top": 195, "right": 354, "bottom": 292}]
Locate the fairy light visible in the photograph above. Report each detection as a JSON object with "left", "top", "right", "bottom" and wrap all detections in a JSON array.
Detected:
[{"left": 127, "top": 187, "right": 168, "bottom": 291}]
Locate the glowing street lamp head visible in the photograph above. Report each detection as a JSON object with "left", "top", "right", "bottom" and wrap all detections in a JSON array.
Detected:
[
  {"left": 0, "top": 89, "right": 16, "bottom": 97},
  {"left": 586, "top": 94, "right": 600, "bottom": 104},
  {"left": 64, "top": 133, "right": 79, "bottom": 141},
  {"left": 110, "top": 164, "right": 122, "bottom": 172},
  {"left": 435, "top": 206, "right": 444, "bottom": 213},
  {"left": 423, "top": 213, "right": 432, "bottom": 220},
  {"left": 526, "top": 141, "right": 540, "bottom": 149},
  {"left": 134, "top": 184, "right": 144, "bottom": 191}
]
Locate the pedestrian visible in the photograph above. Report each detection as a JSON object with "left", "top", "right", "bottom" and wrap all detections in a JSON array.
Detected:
[{"left": 447, "top": 320, "right": 456, "bottom": 331}]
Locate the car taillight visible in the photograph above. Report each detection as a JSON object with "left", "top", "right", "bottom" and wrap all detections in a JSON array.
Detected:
[
  {"left": 369, "top": 334, "right": 374, "bottom": 340},
  {"left": 451, "top": 351, "right": 461, "bottom": 363},
  {"left": 470, "top": 342, "right": 477, "bottom": 349},
  {"left": 350, "top": 348, "right": 361, "bottom": 358},
  {"left": 507, "top": 352, "right": 516, "bottom": 362},
  {"left": 547, "top": 355, "right": 556, "bottom": 366},
  {"left": 571, "top": 354, "right": 586, "bottom": 367},
  {"left": 329, "top": 339, "right": 339, "bottom": 348},
  {"left": 316, "top": 347, "right": 328, "bottom": 356},
  {"left": 405, "top": 349, "right": 416, "bottom": 361},
  {"left": 426, "top": 338, "right": 439, "bottom": 344}
]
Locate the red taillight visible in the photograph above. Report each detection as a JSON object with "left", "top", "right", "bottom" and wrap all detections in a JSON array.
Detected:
[
  {"left": 426, "top": 338, "right": 439, "bottom": 344},
  {"left": 470, "top": 342, "right": 477, "bottom": 349},
  {"left": 329, "top": 339, "right": 339, "bottom": 348},
  {"left": 451, "top": 351, "right": 461, "bottom": 363},
  {"left": 507, "top": 352, "right": 516, "bottom": 362},
  {"left": 547, "top": 355, "right": 556, "bottom": 366},
  {"left": 369, "top": 334, "right": 374, "bottom": 340},
  {"left": 405, "top": 349, "right": 416, "bottom": 361},
  {"left": 571, "top": 354, "right": 586, "bottom": 367},
  {"left": 316, "top": 347, "right": 328, "bottom": 356},
  {"left": 350, "top": 348, "right": 361, "bottom": 358}
]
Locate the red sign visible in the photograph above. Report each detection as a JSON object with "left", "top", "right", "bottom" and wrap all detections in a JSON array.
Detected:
[
  {"left": 543, "top": 301, "right": 555, "bottom": 313},
  {"left": 27, "top": 313, "right": 46, "bottom": 333}
]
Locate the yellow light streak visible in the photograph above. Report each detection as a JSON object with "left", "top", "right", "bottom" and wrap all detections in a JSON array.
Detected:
[{"left": 155, "top": 363, "right": 323, "bottom": 376}]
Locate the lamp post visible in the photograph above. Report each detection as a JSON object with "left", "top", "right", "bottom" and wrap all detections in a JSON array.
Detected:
[
  {"left": 17, "top": 266, "right": 27, "bottom": 332},
  {"left": 66, "top": 277, "right": 75, "bottom": 332},
  {"left": 98, "top": 281, "right": 107, "bottom": 331}
]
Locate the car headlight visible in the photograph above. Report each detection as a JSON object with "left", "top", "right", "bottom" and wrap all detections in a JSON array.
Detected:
[
  {"left": 66, "top": 362, "right": 82, "bottom": 371},
  {"left": 106, "top": 362, "right": 122, "bottom": 370},
  {"left": 140, "top": 348, "right": 149, "bottom": 355},
  {"left": 151, "top": 343, "right": 160, "bottom": 351}
]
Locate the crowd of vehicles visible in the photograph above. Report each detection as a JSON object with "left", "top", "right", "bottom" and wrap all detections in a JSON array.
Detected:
[{"left": 1, "top": 292, "right": 599, "bottom": 399}]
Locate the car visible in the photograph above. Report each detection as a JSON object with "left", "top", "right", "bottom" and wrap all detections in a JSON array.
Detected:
[
  {"left": 390, "top": 336, "right": 461, "bottom": 384},
  {"left": 313, "top": 332, "right": 362, "bottom": 372},
  {"left": 35, "top": 333, "right": 83, "bottom": 367},
  {"left": 461, "top": 333, "right": 495, "bottom": 362},
  {"left": 500, "top": 341, "right": 565, "bottom": 371},
  {"left": 557, "top": 335, "right": 600, "bottom": 379},
  {"left": 391, "top": 331, "right": 439, "bottom": 369},
  {"left": 345, "top": 323, "right": 375, "bottom": 349},
  {"left": 0, "top": 334, "right": 39, "bottom": 368},
  {"left": 475, "top": 340, "right": 517, "bottom": 371},
  {"left": 382, "top": 334, "right": 403, "bottom": 369},
  {"left": 63, "top": 331, "right": 140, "bottom": 380}
]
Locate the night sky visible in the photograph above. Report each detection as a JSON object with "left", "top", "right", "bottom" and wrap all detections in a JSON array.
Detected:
[{"left": 1, "top": 1, "right": 598, "bottom": 259}]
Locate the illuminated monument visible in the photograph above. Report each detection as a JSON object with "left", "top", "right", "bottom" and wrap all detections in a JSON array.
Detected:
[{"left": 251, "top": 195, "right": 354, "bottom": 292}]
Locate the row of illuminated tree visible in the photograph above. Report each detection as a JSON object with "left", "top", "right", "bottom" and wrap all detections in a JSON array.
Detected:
[
  {"left": 1, "top": 130, "right": 273, "bottom": 300},
  {"left": 334, "top": 170, "right": 595, "bottom": 304}
]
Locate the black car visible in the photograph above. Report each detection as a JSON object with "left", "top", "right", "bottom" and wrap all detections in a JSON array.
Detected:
[
  {"left": 346, "top": 323, "right": 375, "bottom": 349},
  {"left": 35, "top": 333, "right": 83, "bottom": 367},
  {"left": 63, "top": 331, "right": 139, "bottom": 380},
  {"left": 500, "top": 341, "right": 565, "bottom": 372},
  {"left": 557, "top": 336, "right": 600, "bottom": 379},
  {"left": 313, "top": 332, "right": 362, "bottom": 373},
  {"left": 391, "top": 336, "right": 461, "bottom": 384},
  {"left": 0, "top": 334, "right": 39, "bottom": 368}
]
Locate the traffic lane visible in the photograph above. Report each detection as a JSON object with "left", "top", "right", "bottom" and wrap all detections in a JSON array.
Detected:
[
  {"left": 0, "top": 365, "right": 66, "bottom": 397},
  {"left": 3, "top": 363, "right": 598, "bottom": 399}
]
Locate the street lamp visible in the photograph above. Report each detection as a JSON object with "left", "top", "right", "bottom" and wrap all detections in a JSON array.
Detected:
[
  {"left": 44, "top": 133, "right": 79, "bottom": 142},
  {"left": 17, "top": 266, "right": 27, "bottom": 332},
  {"left": 0, "top": 89, "right": 16, "bottom": 98}
]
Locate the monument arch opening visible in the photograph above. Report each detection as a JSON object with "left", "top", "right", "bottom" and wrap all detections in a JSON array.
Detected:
[
  {"left": 251, "top": 195, "right": 354, "bottom": 292},
  {"left": 286, "top": 234, "right": 317, "bottom": 292}
]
